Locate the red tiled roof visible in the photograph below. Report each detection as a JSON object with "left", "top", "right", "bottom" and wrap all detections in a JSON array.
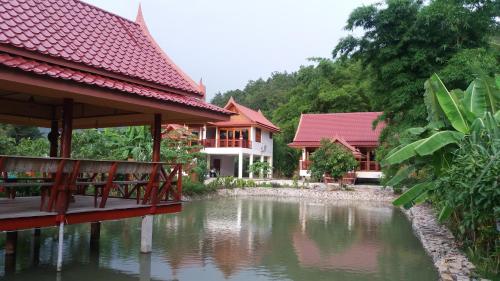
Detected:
[
  {"left": 0, "top": 0, "right": 204, "bottom": 95},
  {"left": 210, "top": 97, "right": 280, "bottom": 132},
  {"left": 0, "top": 53, "right": 231, "bottom": 114},
  {"left": 289, "top": 112, "right": 384, "bottom": 147}
]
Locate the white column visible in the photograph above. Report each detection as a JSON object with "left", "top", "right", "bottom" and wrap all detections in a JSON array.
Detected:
[
  {"left": 268, "top": 156, "right": 273, "bottom": 178},
  {"left": 249, "top": 154, "right": 254, "bottom": 178},
  {"left": 302, "top": 148, "right": 306, "bottom": 160},
  {"left": 202, "top": 125, "right": 207, "bottom": 140},
  {"left": 56, "top": 222, "right": 64, "bottom": 272},
  {"left": 206, "top": 154, "right": 211, "bottom": 169},
  {"left": 141, "top": 215, "right": 153, "bottom": 253},
  {"left": 260, "top": 155, "right": 264, "bottom": 178},
  {"left": 238, "top": 152, "right": 243, "bottom": 178},
  {"left": 215, "top": 127, "right": 219, "bottom": 148}
]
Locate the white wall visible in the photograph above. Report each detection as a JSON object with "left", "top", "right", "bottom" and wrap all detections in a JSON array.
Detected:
[
  {"left": 249, "top": 127, "right": 273, "bottom": 157},
  {"left": 210, "top": 155, "right": 236, "bottom": 177}
]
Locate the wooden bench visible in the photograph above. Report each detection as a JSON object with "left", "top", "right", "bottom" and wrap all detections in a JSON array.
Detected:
[{"left": 0, "top": 155, "right": 182, "bottom": 212}]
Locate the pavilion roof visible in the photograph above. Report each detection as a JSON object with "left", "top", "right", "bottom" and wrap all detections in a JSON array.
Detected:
[
  {"left": 289, "top": 112, "right": 384, "bottom": 148},
  {"left": 0, "top": 0, "right": 205, "bottom": 96}
]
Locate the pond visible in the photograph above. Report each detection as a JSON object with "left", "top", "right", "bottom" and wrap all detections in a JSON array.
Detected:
[{"left": 0, "top": 197, "right": 438, "bottom": 281}]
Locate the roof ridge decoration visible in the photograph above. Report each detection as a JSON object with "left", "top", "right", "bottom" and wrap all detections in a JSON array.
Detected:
[
  {"left": 221, "top": 97, "right": 280, "bottom": 132},
  {"left": 135, "top": 4, "right": 205, "bottom": 98}
]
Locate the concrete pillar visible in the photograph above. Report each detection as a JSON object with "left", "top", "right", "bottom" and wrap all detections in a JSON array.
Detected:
[
  {"left": 238, "top": 152, "right": 243, "bottom": 179},
  {"left": 139, "top": 253, "right": 152, "bottom": 281},
  {"left": 260, "top": 155, "right": 264, "bottom": 178},
  {"left": 206, "top": 154, "right": 211, "bottom": 170},
  {"left": 141, "top": 215, "right": 153, "bottom": 253},
  {"left": 56, "top": 222, "right": 64, "bottom": 271},
  {"left": 249, "top": 154, "right": 254, "bottom": 178},
  {"left": 268, "top": 156, "right": 273, "bottom": 178}
]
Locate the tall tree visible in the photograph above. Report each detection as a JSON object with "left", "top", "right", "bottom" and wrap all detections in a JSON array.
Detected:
[{"left": 333, "top": 0, "right": 499, "bottom": 173}]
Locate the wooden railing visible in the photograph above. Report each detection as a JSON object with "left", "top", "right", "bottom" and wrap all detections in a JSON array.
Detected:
[
  {"left": 0, "top": 155, "right": 183, "bottom": 214},
  {"left": 201, "top": 139, "right": 252, "bottom": 149},
  {"left": 357, "top": 161, "right": 380, "bottom": 171}
]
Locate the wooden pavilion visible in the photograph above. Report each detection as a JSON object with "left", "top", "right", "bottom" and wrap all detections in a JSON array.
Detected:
[{"left": 0, "top": 0, "right": 231, "bottom": 272}]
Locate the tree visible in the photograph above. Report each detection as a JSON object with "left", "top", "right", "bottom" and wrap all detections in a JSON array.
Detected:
[
  {"left": 333, "top": 0, "right": 499, "bottom": 180},
  {"left": 309, "top": 139, "right": 358, "bottom": 185}
]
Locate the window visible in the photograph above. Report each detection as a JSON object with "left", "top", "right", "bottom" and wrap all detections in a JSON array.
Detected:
[
  {"left": 255, "top": 128, "right": 261, "bottom": 143},
  {"left": 269, "top": 132, "right": 273, "bottom": 139}
]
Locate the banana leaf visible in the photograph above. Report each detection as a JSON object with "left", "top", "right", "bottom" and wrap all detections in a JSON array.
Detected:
[
  {"left": 385, "top": 165, "right": 416, "bottom": 187},
  {"left": 382, "top": 139, "right": 426, "bottom": 165},
  {"left": 464, "top": 77, "right": 500, "bottom": 117},
  {"left": 393, "top": 182, "right": 432, "bottom": 207},
  {"left": 426, "top": 74, "right": 470, "bottom": 133},
  {"left": 414, "top": 131, "right": 465, "bottom": 156},
  {"left": 438, "top": 204, "right": 453, "bottom": 222}
]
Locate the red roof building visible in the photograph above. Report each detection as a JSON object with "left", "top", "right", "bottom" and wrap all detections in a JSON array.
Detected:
[{"left": 289, "top": 112, "right": 384, "bottom": 179}]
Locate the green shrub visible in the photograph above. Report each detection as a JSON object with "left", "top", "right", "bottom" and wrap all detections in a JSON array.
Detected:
[{"left": 310, "top": 139, "right": 358, "bottom": 183}]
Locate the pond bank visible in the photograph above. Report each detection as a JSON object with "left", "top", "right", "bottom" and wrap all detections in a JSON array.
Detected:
[{"left": 186, "top": 186, "right": 480, "bottom": 281}]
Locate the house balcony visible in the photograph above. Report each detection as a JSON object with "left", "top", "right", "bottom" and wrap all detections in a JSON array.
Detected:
[
  {"left": 357, "top": 160, "right": 380, "bottom": 171},
  {"left": 202, "top": 139, "right": 252, "bottom": 149}
]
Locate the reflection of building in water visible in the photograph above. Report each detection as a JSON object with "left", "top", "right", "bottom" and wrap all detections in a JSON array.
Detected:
[
  {"left": 205, "top": 199, "right": 273, "bottom": 278},
  {"left": 161, "top": 199, "right": 274, "bottom": 279},
  {"left": 294, "top": 202, "right": 393, "bottom": 273},
  {"left": 293, "top": 231, "right": 380, "bottom": 273}
]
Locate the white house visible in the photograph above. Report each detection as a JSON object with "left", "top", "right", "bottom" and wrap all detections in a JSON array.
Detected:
[{"left": 193, "top": 97, "right": 280, "bottom": 178}]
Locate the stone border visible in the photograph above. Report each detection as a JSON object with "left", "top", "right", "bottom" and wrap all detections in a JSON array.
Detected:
[
  {"left": 185, "top": 186, "right": 478, "bottom": 280},
  {"left": 404, "top": 205, "right": 478, "bottom": 281}
]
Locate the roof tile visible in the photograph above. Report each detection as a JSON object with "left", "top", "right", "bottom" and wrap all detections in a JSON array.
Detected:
[
  {"left": 290, "top": 112, "right": 385, "bottom": 147},
  {"left": 0, "top": 0, "right": 203, "bottom": 95},
  {"left": 0, "top": 53, "right": 231, "bottom": 115}
]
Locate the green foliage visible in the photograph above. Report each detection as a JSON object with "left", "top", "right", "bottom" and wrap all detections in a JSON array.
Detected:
[
  {"left": 205, "top": 176, "right": 257, "bottom": 189},
  {"left": 248, "top": 161, "right": 272, "bottom": 177},
  {"left": 334, "top": 0, "right": 499, "bottom": 183},
  {"left": 433, "top": 135, "right": 499, "bottom": 276},
  {"left": 384, "top": 73, "right": 500, "bottom": 277},
  {"left": 182, "top": 177, "right": 216, "bottom": 196},
  {"left": 309, "top": 139, "right": 358, "bottom": 182}
]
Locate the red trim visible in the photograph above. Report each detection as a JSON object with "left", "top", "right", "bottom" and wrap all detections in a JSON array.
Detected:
[{"left": 0, "top": 203, "right": 182, "bottom": 231}]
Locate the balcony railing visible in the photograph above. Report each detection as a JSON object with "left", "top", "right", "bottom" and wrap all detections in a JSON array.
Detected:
[
  {"left": 201, "top": 139, "right": 252, "bottom": 149},
  {"left": 300, "top": 160, "right": 379, "bottom": 171}
]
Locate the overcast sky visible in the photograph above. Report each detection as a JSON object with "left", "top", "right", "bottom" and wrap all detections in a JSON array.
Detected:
[{"left": 81, "top": 0, "right": 378, "bottom": 100}]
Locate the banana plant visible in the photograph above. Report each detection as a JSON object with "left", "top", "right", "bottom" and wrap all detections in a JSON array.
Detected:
[{"left": 383, "top": 73, "right": 500, "bottom": 221}]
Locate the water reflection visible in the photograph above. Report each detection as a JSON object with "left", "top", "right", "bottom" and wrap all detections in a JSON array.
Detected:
[{"left": 0, "top": 197, "right": 438, "bottom": 281}]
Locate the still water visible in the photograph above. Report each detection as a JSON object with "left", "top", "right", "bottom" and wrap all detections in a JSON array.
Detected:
[{"left": 0, "top": 198, "right": 438, "bottom": 281}]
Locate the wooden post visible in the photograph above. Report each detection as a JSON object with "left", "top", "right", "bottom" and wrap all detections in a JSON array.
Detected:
[
  {"left": 60, "top": 99, "right": 73, "bottom": 158},
  {"left": 152, "top": 114, "right": 161, "bottom": 162},
  {"left": 32, "top": 228, "right": 41, "bottom": 265},
  {"left": 56, "top": 99, "right": 72, "bottom": 272},
  {"left": 4, "top": 232, "right": 16, "bottom": 274},
  {"left": 90, "top": 222, "right": 101, "bottom": 250},
  {"left": 48, "top": 119, "right": 59, "bottom": 157},
  {"left": 366, "top": 150, "right": 371, "bottom": 171}
]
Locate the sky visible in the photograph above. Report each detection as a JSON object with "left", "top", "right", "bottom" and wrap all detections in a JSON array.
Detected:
[{"left": 81, "top": 0, "right": 378, "bottom": 100}]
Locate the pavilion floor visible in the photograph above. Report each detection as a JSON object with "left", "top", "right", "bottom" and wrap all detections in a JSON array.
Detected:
[{"left": 0, "top": 195, "right": 182, "bottom": 231}]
